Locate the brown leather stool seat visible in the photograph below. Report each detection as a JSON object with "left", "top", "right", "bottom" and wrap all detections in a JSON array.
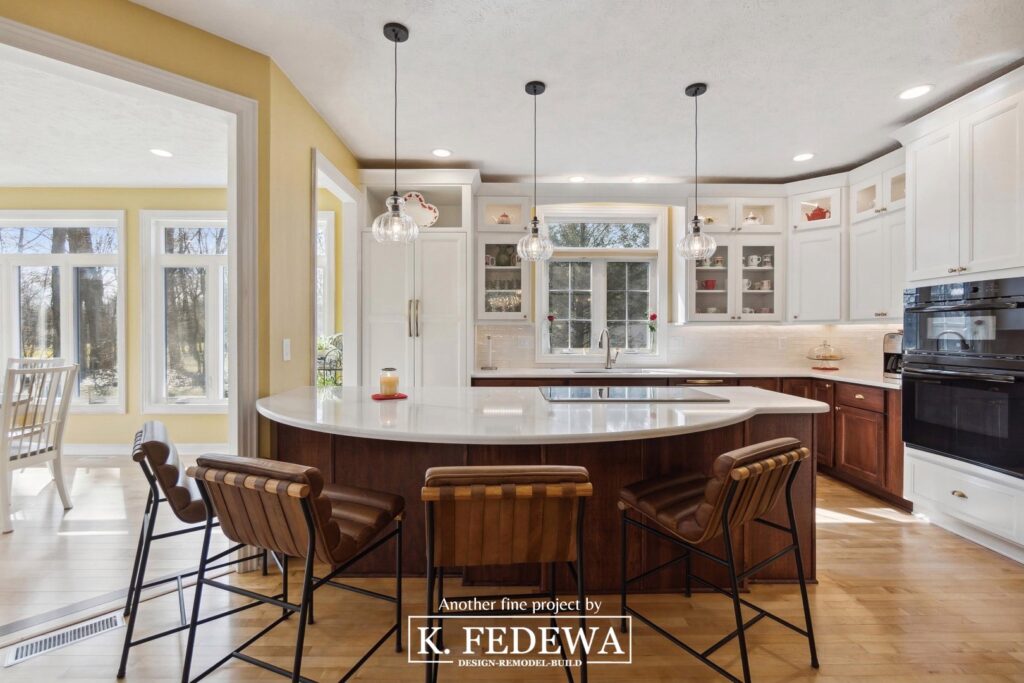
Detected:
[
  {"left": 181, "top": 454, "right": 405, "bottom": 683},
  {"left": 617, "top": 437, "right": 818, "bottom": 683},
  {"left": 132, "top": 421, "right": 207, "bottom": 524}
]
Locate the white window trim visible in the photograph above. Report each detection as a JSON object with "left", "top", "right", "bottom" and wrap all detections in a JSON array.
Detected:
[
  {"left": 140, "top": 210, "right": 229, "bottom": 414},
  {"left": 0, "top": 210, "right": 127, "bottom": 414},
  {"left": 315, "top": 210, "right": 336, "bottom": 338},
  {"left": 534, "top": 204, "right": 669, "bottom": 365}
]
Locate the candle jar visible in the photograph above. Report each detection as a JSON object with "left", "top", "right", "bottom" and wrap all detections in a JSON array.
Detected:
[{"left": 379, "top": 367, "right": 400, "bottom": 396}]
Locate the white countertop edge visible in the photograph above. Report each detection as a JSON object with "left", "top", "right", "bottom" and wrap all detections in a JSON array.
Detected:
[
  {"left": 255, "top": 386, "right": 829, "bottom": 446},
  {"left": 471, "top": 367, "right": 901, "bottom": 390}
]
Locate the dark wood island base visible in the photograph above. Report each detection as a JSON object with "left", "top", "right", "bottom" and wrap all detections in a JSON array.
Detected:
[{"left": 269, "top": 412, "right": 814, "bottom": 594}]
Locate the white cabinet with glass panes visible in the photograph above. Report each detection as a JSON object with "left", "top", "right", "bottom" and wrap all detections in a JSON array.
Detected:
[
  {"left": 687, "top": 235, "right": 783, "bottom": 322},
  {"left": 692, "top": 197, "right": 785, "bottom": 234},
  {"left": 850, "top": 166, "right": 906, "bottom": 223},
  {"left": 790, "top": 188, "right": 842, "bottom": 230},
  {"left": 477, "top": 196, "right": 532, "bottom": 232},
  {"left": 476, "top": 233, "right": 530, "bottom": 320}
]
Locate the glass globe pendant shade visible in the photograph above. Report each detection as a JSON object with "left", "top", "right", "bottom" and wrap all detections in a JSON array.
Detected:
[
  {"left": 372, "top": 193, "right": 419, "bottom": 243},
  {"left": 676, "top": 215, "right": 717, "bottom": 260},
  {"left": 516, "top": 219, "right": 554, "bottom": 262}
]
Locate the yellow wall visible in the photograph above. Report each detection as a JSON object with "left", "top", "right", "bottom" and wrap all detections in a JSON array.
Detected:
[
  {"left": 0, "top": 187, "right": 229, "bottom": 444},
  {"left": 0, "top": 1, "right": 362, "bottom": 453},
  {"left": 316, "top": 187, "right": 344, "bottom": 331}
]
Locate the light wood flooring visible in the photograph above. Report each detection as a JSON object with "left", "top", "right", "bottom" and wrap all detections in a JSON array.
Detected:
[{"left": 2, "top": 462, "right": 1023, "bottom": 681}]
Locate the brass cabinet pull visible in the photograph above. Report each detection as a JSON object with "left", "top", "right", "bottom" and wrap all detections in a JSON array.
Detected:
[
  {"left": 951, "top": 489, "right": 968, "bottom": 499},
  {"left": 415, "top": 299, "right": 422, "bottom": 337},
  {"left": 854, "top": 393, "right": 865, "bottom": 400},
  {"left": 835, "top": 405, "right": 841, "bottom": 411},
  {"left": 824, "top": 383, "right": 831, "bottom": 388},
  {"left": 407, "top": 299, "right": 414, "bottom": 337},
  {"left": 686, "top": 379, "right": 725, "bottom": 384},
  {"left": 948, "top": 267, "right": 957, "bottom": 273}
]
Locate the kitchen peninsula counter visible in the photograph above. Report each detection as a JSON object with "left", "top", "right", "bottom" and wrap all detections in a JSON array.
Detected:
[{"left": 258, "top": 386, "right": 828, "bottom": 591}]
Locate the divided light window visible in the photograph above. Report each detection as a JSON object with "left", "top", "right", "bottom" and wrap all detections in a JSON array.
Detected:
[
  {"left": 142, "top": 212, "right": 229, "bottom": 412},
  {"left": 539, "top": 214, "right": 661, "bottom": 358},
  {"left": 0, "top": 212, "right": 125, "bottom": 410}
]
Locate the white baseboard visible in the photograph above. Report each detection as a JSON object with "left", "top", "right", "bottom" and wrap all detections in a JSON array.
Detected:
[
  {"left": 912, "top": 503, "right": 1024, "bottom": 565},
  {"left": 63, "top": 443, "right": 233, "bottom": 457}
]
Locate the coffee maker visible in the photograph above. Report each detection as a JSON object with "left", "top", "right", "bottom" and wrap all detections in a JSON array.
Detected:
[{"left": 883, "top": 331, "right": 904, "bottom": 379}]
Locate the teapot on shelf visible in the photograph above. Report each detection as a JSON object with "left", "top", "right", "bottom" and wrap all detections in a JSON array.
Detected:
[
  {"left": 493, "top": 212, "right": 512, "bottom": 225},
  {"left": 804, "top": 206, "right": 832, "bottom": 221},
  {"left": 742, "top": 211, "right": 763, "bottom": 225}
]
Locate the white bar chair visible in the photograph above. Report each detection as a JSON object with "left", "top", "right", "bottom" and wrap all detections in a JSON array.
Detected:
[{"left": 1, "top": 359, "right": 78, "bottom": 533}]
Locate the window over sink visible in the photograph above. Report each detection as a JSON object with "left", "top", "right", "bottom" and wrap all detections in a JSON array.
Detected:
[{"left": 535, "top": 205, "right": 667, "bottom": 364}]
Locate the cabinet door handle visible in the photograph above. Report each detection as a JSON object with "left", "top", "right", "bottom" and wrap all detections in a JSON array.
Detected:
[
  {"left": 686, "top": 379, "right": 725, "bottom": 384},
  {"left": 951, "top": 489, "right": 968, "bottom": 499},
  {"left": 958, "top": 266, "right": 968, "bottom": 272},
  {"left": 407, "top": 299, "right": 414, "bottom": 337},
  {"left": 793, "top": 314, "right": 799, "bottom": 319},
  {"left": 415, "top": 299, "right": 422, "bottom": 337},
  {"left": 835, "top": 405, "right": 841, "bottom": 411},
  {"left": 879, "top": 207, "right": 887, "bottom": 213},
  {"left": 948, "top": 267, "right": 957, "bottom": 273},
  {"left": 854, "top": 393, "right": 865, "bottom": 400}
]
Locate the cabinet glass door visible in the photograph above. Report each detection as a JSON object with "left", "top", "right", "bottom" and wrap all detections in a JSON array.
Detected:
[
  {"left": 791, "top": 188, "right": 841, "bottom": 230},
  {"left": 738, "top": 243, "right": 779, "bottom": 320},
  {"left": 883, "top": 167, "right": 906, "bottom": 211},
  {"left": 735, "top": 199, "right": 782, "bottom": 233},
  {"left": 851, "top": 177, "right": 881, "bottom": 223},
  {"left": 692, "top": 245, "right": 731, "bottom": 320},
  {"left": 693, "top": 198, "right": 735, "bottom": 233},
  {"left": 479, "top": 240, "right": 527, "bottom": 319}
]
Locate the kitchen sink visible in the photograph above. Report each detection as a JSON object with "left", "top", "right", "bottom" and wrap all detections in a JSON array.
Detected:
[{"left": 571, "top": 368, "right": 707, "bottom": 375}]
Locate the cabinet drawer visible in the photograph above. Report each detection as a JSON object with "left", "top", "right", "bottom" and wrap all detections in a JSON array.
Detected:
[
  {"left": 835, "top": 382, "right": 885, "bottom": 412},
  {"left": 907, "top": 454, "right": 1021, "bottom": 541},
  {"left": 668, "top": 378, "right": 738, "bottom": 386}
]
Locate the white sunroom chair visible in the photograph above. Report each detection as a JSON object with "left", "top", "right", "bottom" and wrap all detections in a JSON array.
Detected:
[{"left": 1, "top": 360, "right": 78, "bottom": 533}]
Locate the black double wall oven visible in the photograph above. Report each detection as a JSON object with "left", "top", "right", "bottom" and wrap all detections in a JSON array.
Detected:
[{"left": 902, "top": 277, "right": 1024, "bottom": 479}]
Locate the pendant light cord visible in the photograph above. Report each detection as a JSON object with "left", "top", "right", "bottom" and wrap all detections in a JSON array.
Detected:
[
  {"left": 533, "top": 91, "right": 538, "bottom": 226},
  {"left": 693, "top": 92, "right": 698, "bottom": 220},
  {"left": 393, "top": 36, "right": 398, "bottom": 195}
]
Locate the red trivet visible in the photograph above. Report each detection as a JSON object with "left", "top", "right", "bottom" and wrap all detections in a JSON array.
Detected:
[{"left": 371, "top": 392, "right": 408, "bottom": 401}]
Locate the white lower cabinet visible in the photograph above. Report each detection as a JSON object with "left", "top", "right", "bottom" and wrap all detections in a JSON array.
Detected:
[
  {"left": 787, "top": 228, "right": 841, "bottom": 322},
  {"left": 849, "top": 213, "right": 905, "bottom": 321},
  {"left": 905, "top": 447, "right": 1024, "bottom": 561},
  {"left": 361, "top": 232, "right": 468, "bottom": 388}
]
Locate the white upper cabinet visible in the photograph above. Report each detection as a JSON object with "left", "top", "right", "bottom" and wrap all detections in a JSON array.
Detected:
[
  {"left": 849, "top": 213, "right": 904, "bottom": 321},
  {"left": 476, "top": 233, "right": 531, "bottom": 321},
  {"left": 478, "top": 196, "right": 531, "bottom": 232},
  {"left": 687, "top": 234, "right": 783, "bottom": 322},
  {"left": 790, "top": 188, "right": 842, "bottom": 231},
  {"left": 959, "top": 93, "right": 1024, "bottom": 275},
  {"left": 850, "top": 166, "right": 905, "bottom": 224},
  {"left": 895, "top": 69, "right": 1024, "bottom": 284},
  {"left": 692, "top": 198, "right": 736, "bottom": 233},
  {"left": 906, "top": 123, "right": 961, "bottom": 281},
  {"left": 788, "top": 228, "right": 841, "bottom": 322},
  {"left": 691, "top": 197, "right": 784, "bottom": 234}
]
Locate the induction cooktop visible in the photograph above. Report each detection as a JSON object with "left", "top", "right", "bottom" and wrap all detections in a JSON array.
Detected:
[{"left": 539, "top": 386, "right": 730, "bottom": 403}]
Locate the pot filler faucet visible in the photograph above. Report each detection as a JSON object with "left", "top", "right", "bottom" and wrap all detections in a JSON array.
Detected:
[{"left": 598, "top": 328, "right": 621, "bottom": 369}]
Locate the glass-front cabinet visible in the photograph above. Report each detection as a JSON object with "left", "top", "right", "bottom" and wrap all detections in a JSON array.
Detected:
[
  {"left": 790, "top": 188, "right": 842, "bottom": 230},
  {"left": 477, "top": 233, "right": 530, "bottom": 320},
  {"left": 477, "top": 196, "right": 532, "bottom": 232},
  {"left": 688, "top": 235, "right": 783, "bottom": 322},
  {"left": 850, "top": 166, "right": 906, "bottom": 223},
  {"left": 691, "top": 197, "right": 784, "bottom": 234}
]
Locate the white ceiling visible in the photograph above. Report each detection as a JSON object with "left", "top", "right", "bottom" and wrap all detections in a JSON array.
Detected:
[
  {"left": 0, "top": 43, "right": 230, "bottom": 187},
  {"left": 134, "top": 0, "right": 1024, "bottom": 183}
]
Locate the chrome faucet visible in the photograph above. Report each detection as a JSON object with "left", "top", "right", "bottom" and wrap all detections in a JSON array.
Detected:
[{"left": 598, "top": 328, "right": 620, "bottom": 369}]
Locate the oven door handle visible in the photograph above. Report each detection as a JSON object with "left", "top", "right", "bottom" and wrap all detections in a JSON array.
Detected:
[
  {"left": 904, "top": 301, "right": 1022, "bottom": 312},
  {"left": 903, "top": 367, "right": 1017, "bottom": 383}
]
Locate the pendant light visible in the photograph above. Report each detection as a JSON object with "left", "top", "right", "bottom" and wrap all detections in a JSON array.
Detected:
[
  {"left": 676, "top": 82, "right": 717, "bottom": 260},
  {"left": 517, "top": 81, "right": 554, "bottom": 262},
  {"left": 372, "top": 23, "right": 419, "bottom": 243}
]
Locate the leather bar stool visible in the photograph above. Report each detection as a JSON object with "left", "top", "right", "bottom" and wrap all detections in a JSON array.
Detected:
[
  {"left": 181, "top": 454, "right": 404, "bottom": 683},
  {"left": 618, "top": 437, "right": 819, "bottom": 683},
  {"left": 421, "top": 465, "right": 592, "bottom": 683},
  {"left": 118, "top": 421, "right": 266, "bottom": 678}
]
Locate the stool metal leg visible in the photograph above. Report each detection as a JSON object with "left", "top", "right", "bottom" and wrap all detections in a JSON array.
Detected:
[
  {"left": 684, "top": 548, "right": 692, "bottom": 598},
  {"left": 619, "top": 508, "right": 628, "bottom": 634},
  {"left": 291, "top": 508, "right": 318, "bottom": 683},
  {"left": 118, "top": 495, "right": 158, "bottom": 678},
  {"left": 786, "top": 476, "right": 819, "bottom": 668},
  {"left": 395, "top": 517, "right": 404, "bottom": 652},
  {"left": 436, "top": 566, "right": 445, "bottom": 650},
  {"left": 123, "top": 491, "right": 153, "bottom": 618},
  {"left": 721, "top": 500, "right": 751, "bottom": 683},
  {"left": 180, "top": 516, "right": 214, "bottom": 683}
]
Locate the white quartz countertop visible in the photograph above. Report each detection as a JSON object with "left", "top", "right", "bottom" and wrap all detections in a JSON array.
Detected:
[
  {"left": 471, "top": 366, "right": 901, "bottom": 390},
  {"left": 256, "top": 385, "right": 829, "bottom": 446}
]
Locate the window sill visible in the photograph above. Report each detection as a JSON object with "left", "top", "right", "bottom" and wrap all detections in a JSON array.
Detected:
[
  {"left": 71, "top": 403, "right": 126, "bottom": 415},
  {"left": 143, "top": 402, "right": 229, "bottom": 415}
]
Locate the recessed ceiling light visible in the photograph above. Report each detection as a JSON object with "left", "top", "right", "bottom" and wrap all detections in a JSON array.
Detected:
[
  {"left": 899, "top": 84, "right": 933, "bottom": 100},
  {"left": 631, "top": 176, "right": 648, "bottom": 183},
  {"left": 149, "top": 148, "right": 173, "bottom": 158},
  {"left": 431, "top": 148, "right": 452, "bottom": 158},
  {"left": 792, "top": 152, "right": 815, "bottom": 162},
  {"left": 569, "top": 176, "right": 586, "bottom": 183}
]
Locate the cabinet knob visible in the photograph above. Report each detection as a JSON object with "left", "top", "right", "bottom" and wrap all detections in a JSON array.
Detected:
[
  {"left": 737, "top": 227, "right": 743, "bottom": 231},
  {"left": 835, "top": 405, "right": 841, "bottom": 411},
  {"left": 880, "top": 207, "right": 887, "bottom": 212},
  {"left": 824, "top": 383, "right": 831, "bottom": 388},
  {"left": 793, "top": 314, "right": 799, "bottom": 319},
  {"left": 948, "top": 267, "right": 957, "bottom": 273},
  {"left": 951, "top": 489, "right": 967, "bottom": 499},
  {"left": 958, "top": 266, "right": 968, "bottom": 272}
]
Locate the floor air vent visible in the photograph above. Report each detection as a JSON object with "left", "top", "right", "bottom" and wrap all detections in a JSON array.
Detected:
[{"left": 3, "top": 612, "right": 124, "bottom": 667}]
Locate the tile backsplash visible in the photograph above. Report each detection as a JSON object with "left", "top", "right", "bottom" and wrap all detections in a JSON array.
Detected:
[{"left": 476, "top": 323, "right": 902, "bottom": 371}]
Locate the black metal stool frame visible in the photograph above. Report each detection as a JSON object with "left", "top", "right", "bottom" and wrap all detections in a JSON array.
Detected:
[
  {"left": 619, "top": 461, "right": 818, "bottom": 683},
  {"left": 422, "top": 498, "right": 589, "bottom": 683},
  {"left": 180, "top": 478, "right": 404, "bottom": 683},
  {"left": 118, "top": 456, "right": 272, "bottom": 678}
]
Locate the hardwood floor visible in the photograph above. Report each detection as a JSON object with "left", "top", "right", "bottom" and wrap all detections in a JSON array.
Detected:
[{"left": 2, "top": 473, "right": 1023, "bottom": 681}]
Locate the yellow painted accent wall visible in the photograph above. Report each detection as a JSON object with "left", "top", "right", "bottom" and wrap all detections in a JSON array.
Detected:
[
  {"left": 0, "top": 187, "right": 229, "bottom": 444},
  {"left": 0, "top": 1, "right": 362, "bottom": 454},
  {"left": 316, "top": 187, "right": 344, "bottom": 331}
]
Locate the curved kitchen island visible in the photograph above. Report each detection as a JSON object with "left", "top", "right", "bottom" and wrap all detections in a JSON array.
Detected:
[{"left": 258, "top": 385, "right": 828, "bottom": 592}]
